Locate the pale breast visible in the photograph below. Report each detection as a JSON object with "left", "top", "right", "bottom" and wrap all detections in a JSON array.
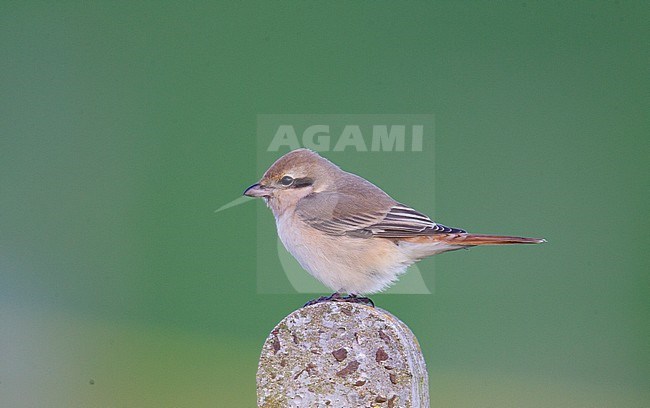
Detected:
[{"left": 274, "top": 211, "right": 412, "bottom": 294}]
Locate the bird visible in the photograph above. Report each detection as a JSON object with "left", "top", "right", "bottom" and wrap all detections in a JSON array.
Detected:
[{"left": 244, "top": 148, "right": 545, "bottom": 306}]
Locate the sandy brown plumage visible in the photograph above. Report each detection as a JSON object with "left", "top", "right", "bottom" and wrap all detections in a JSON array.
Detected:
[{"left": 245, "top": 148, "right": 545, "bottom": 295}]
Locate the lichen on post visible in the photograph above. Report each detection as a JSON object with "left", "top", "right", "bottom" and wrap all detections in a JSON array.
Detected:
[{"left": 257, "top": 302, "right": 429, "bottom": 407}]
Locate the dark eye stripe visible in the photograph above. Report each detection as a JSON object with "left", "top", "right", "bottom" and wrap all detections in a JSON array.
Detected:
[{"left": 292, "top": 177, "right": 314, "bottom": 188}]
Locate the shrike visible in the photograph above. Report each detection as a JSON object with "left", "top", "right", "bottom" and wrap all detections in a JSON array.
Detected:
[{"left": 244, "top": 149, "right": 544, "bottom": 305}]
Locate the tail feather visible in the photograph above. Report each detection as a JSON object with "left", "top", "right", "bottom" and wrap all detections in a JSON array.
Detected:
[
  {"left": 403, "top": 233, "right": 546, "bottom": 246},
  {"left": 440, "top": 234, "right": 545, "bottom": 245}
]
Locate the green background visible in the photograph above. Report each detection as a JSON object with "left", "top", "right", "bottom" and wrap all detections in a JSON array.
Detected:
[{"left": 1, "top": 1, "right": 648, "bottom": 407}]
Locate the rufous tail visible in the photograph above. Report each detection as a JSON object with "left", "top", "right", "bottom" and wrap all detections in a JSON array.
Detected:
[{"left": 434, "top": 234, "right": 546, "bottom": 245}]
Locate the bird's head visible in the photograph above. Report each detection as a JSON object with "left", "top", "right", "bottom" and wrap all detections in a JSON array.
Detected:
[{"left": 243, "top": 149, "right": 340, "bottom": 216}]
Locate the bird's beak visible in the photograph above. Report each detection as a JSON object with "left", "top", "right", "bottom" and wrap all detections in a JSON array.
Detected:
[{"left": 243, "top": 183, "right": 270, "bottom": 198}]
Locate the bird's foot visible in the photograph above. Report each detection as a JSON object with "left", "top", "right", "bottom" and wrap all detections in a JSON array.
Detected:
[
  {"left": 303, "top": 292, "right": 374, "bottom": 308},
  {"left": 344, "top": 293, "right": 375, "bottom": 307},
  {"left": 303, "top": 292, "right": 343, "bottom": 307}
]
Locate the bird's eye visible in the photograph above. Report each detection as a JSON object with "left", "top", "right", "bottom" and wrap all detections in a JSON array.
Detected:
[{"left": 279, "top": 175, "right": 294, "bottom": 186}]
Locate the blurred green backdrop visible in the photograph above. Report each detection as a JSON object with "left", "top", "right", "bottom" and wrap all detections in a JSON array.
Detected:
[{"left": 1, "top": 1, "right": 648, "bottom": 407}]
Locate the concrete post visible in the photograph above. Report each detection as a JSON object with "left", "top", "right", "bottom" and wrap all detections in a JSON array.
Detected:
[{"left": 257, "top": 302, "right": 429, "bottom": 407}]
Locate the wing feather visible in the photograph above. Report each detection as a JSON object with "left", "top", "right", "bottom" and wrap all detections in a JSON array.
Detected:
[
  {"left": 296, "top": 193, "right": 465, "bottom": 238},
  {"left": 367, "top": 204, "right": 466, "bottom": 237}
]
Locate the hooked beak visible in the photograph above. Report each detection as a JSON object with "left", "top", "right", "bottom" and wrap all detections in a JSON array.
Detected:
[{"left": 243, "top": 183, "right": 271, "bottom": 198}]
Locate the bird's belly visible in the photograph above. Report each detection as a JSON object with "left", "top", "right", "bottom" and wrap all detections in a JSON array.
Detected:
[{"left": 275, "top": 215, "right": 409, "bottom": 294}]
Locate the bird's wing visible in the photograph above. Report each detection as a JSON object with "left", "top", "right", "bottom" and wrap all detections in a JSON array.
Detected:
[
  {"left": 367, "top": 204, "right": 466, "bottom": 238},
  {"left": 295, "top": 191, "right": 388, "bottom": 237},
  {"left": 296, "top": 192, "right": 464, "bottom": 238}
]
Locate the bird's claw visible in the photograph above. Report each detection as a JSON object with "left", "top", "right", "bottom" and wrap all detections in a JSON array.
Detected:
[
  {"left": 303, "top": 293, "right": 375, "bottom": 308},
  {"left": 345, "top": 294, "right": 375, "bottom": 307},
  {"left": 303, "top": 292, "right": 342, "bottom": 307}
]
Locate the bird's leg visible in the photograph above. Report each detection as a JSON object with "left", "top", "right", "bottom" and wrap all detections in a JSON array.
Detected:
[{"left": 303, "top": 292, "right": 342, "bottom": 307}]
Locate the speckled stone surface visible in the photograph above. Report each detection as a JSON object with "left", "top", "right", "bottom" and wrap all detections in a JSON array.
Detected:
[{"left": 257, "top": 302, "right": 429, "bottom": 408}]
